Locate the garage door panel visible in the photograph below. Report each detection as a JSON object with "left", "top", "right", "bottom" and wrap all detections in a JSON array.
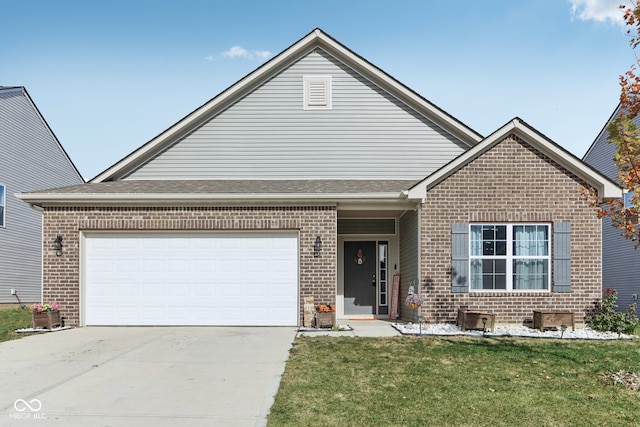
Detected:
[
  {"left": 167, "top": 306, "right": 190, "bottom": 320},
  {"left": 246, "top": 282, "right": 268, "bottom": 297},
  {"left": 168, "top": 259, "right": 190, "bottom": 273},
  {"left": 143, "top": 260, "right": 164, "bottom": 273},
  {"left": 247, "top": 260, "right": 268, "bottom": 273},
  {"left": 218, "top": 284, "right": 243, "bottom": 297},
  {"left": 271, "top": 283, "right": 296, "bottom": 297},
  {"left": 167, "top": 284, "right": 188, "bottom": 297},
  {"left": 115, "top": 284, "right": 138, "bottom": 297},
  {"left": 221, "top": 259, "right": 242, "bottom": 273},
  {"left": 193, "top": 260, "right": 216, "bottom": 273},
  {"left": 142, "top": 284, "right": 163, "bottom": 297},
  {"left": 84, "top": 233, "right": 298, "bottom": 326}
]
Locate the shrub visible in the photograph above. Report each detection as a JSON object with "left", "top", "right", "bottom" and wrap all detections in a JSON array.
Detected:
[{"left": 587, "top": 288, "right": 639, "bottom": 334}]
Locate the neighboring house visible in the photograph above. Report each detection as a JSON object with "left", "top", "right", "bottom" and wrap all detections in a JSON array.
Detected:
[
  {"left": 17, "top": 29, "right": 620, "bottom": 327},
  {"left": 0, "top": 86, "right": 84, "bottom": 304},
  {"left": 583, "top": 104, "right": 640, "bottom": 313}
]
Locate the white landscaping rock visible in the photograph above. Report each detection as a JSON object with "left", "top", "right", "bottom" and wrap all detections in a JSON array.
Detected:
[{"left": 393, "top": 323, "right": 635, "bottom": 340}]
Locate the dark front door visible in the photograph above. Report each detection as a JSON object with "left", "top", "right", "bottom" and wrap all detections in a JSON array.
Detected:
[{"left": 344, "top": 241, "right": 377, "bottom": 315}]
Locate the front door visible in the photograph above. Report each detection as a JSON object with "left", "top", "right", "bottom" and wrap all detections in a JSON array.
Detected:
[{"left": 344, "top": 241, "right": 377, "bottom": 315}]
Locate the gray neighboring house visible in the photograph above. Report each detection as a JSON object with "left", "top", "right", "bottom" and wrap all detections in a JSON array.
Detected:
[
  {"left": 0, "top": 86, "right": 84, "bottom": 303},
  {"left": 583, "top": 103, "right": 640, "bottom": 313}
]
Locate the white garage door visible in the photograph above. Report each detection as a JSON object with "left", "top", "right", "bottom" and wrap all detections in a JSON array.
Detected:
[{"left": 83, "top": 232, "right": 299, "bottom": 326}]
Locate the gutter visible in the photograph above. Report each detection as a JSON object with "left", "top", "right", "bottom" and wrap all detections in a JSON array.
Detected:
[{"left": 16, "top": 191, "right": 413, "bottom": 208}]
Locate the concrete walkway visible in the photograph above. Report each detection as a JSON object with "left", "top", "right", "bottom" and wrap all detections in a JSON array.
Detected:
[
  {"left": 297, "top": 319, "right": 402, "bottom": 337},
  {"left": 1, "top": 327, "right": 296, "bottom": 427}
]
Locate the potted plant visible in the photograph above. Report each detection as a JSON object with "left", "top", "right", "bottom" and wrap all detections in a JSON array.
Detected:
[
  {"left": 314, "top": 304, "right": 336, "bottom": 328},
  {"left": 30, "top": 302, "right": 62, "bottom": 330},
  {"left": 405, "top": 293, "right": 424, "bottom": 325},
  {"left": 405, "top": 293, "right": 424, "bottom": 310}
]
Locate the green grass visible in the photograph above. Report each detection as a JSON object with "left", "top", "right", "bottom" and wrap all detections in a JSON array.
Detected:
[
  {"left": 0, "top": 308, "right": 33, "bottom": 342},
  {"left": 268, "top": 336, "right": 640, "bottom": 426}
]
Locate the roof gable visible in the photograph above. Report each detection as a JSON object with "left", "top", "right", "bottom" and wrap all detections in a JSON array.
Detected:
[
  {"left": 91, "top": 28, "right": 482, "bottom": 183},
  {"left": 407, "top": 118, "right": 621, "bottom": 200},
  {"left": 124, "top": 47, "right": 471, "bottom": 181},
  {"left": 0, "top": 86, "right": 84, "bottom": 184}
]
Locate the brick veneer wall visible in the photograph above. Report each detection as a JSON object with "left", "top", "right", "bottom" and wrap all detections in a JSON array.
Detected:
[
  {"left": 420, "top": 135, "right": 602, "bottom": 326},
  {"left": 42, "top": 206, "right": 337, "bottom": 327}
]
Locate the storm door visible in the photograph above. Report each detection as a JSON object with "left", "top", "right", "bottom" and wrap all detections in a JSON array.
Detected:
[{"left": 343, "top": 241, "right": 377, "bottom": 315}]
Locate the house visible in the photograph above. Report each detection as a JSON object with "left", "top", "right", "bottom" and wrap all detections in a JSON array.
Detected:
[
  {"left": 583, "top": 103, "right": 640, "bottom": 313},
  {"left": 0, "top": 86, "right": 84, "bottom": 304},
  {"left": 17, "top": 29, "right": 620, "bottom": 327}
]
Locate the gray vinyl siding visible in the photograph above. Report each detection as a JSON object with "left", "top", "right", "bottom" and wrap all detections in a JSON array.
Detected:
[
  {"left": 127, "top": 49, "right": 468, "bottom": 180},
  {"left": 399, "top": 208, "right": 419, "bottom": 319},
  {"left": 0, "top": 88, "right": 83, "bottom": 303},
  {"left": 583, "top": 105, "right": 639, "bottom": 312},
  {"left": 601, "top": 216, "right": 640, "bottom": 312},
  {"left": 583, "top": 110, "right": 619, "bottom": 179}
]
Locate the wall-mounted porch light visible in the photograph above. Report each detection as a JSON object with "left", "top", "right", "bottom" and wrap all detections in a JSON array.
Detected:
[
  {"left": 313, "top": 236, "right": 322, "bottom": 257},
  {"left": 54, "top": 235, "right": 63, "bottom": 256}
]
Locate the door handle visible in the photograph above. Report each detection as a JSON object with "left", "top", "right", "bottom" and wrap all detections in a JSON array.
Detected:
[{"left": 372, "top": 274, "right": 376, "bottom": 286}]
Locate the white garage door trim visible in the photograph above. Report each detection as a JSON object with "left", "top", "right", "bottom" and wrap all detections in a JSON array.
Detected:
[{"left": 81, "top": 231, "right": 299, "bottom": 326}]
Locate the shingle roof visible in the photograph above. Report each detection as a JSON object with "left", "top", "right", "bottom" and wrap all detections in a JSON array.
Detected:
[
  {"left": 17, "top": 179, "right": 421, "bottom": 207},
  {"left": 23, "top": 179, "right": 420, "bottom": 195}
]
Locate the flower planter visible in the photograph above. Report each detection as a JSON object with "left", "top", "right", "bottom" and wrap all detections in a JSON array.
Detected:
[
  {"left": 456, "top": 309, "right": 495, "bottom": 332},
  {"left": 32, "top": 311, "right": 62, "bottom": 329},
  {"left": 314, "top": 311, "right": 336, "bottom": 328}
]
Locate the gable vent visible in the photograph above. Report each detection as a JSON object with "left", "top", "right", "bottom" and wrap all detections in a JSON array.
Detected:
[{"left": 304, "top": 76, "right": 331, "bottom": 110}]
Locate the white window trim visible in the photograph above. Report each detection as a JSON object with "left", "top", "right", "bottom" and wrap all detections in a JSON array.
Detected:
[
  {"left": 303, "top": 75, "right": 332, "bottom": 110},
  {"left": 469, "top": 223, "right": 551, "bottom": 292}
]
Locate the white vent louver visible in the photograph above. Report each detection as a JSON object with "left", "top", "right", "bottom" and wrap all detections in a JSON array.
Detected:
[{"left": 304, "top": 76, "right": 331, "bottom": 110}]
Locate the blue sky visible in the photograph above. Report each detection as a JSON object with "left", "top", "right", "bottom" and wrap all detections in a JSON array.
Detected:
[{"left": 1, "top": 0, "right": 635, "bottom": 180}]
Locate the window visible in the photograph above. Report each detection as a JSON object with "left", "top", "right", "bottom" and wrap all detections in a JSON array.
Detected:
[
  {"left": 303, "top": 76, "right": 332, "bottom": 110},
  {"left": 470, "top": 224, "right": 550, "bottom": 291},
  {"left": 378, "top": 242, "right": 388, "bottom": 308},
  {"left": 0, "top": 184, "right": 4, "bottom": 227}
]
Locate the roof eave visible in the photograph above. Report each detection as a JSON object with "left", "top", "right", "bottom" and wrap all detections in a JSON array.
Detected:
[{"left": 16, "top": 191, "right": 412, "bottom": 208}]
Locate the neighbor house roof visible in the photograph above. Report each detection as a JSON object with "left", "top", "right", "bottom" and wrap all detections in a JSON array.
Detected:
[
  {"left": 406, "top": 117, "right": 622, "bottom": 201},
  {"left": 582, "top": 103, "right": 620, "bottom": 161},
  {"left": 0, "top": 86, "right": 84, "bottom": 183},
  {"left": 90, "top": 28, "right": 483, "bottom": 183}
]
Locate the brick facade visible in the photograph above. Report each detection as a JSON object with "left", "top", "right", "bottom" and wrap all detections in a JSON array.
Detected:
[
  {"left": 420, "top": 134, "right": 602, "bottom": 326},
  {"left": 40, "top": 135, "right": 605, "bottom": 328},
  {"left": 42, "top": 206, "right": 337, "bottom": 327}
]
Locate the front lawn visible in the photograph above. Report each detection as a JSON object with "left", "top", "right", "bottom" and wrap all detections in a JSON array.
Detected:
[
  {"left": 0, "top": 307, "right": 32, "bottom": 342},
  {"left": 268, "top": 336, "right": 640, "bottom": 426}
]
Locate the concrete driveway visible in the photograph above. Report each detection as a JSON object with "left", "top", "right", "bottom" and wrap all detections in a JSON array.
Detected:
[{"left": 0, "top": 327, "right": 296, "bottom": 426}]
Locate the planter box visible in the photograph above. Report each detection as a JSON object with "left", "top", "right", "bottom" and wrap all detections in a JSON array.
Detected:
[
  {"left": 533, "top": 310, "right": 575, "bottom": 332},
  {"left": 32, "top": 311, "right": 62, "bottom": 329},
  {"left": 457, "top": 309, "right": 495, "bottom": 332},
  {"left": 314, "top": 311, "right": 335, "bottom": 328}
]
